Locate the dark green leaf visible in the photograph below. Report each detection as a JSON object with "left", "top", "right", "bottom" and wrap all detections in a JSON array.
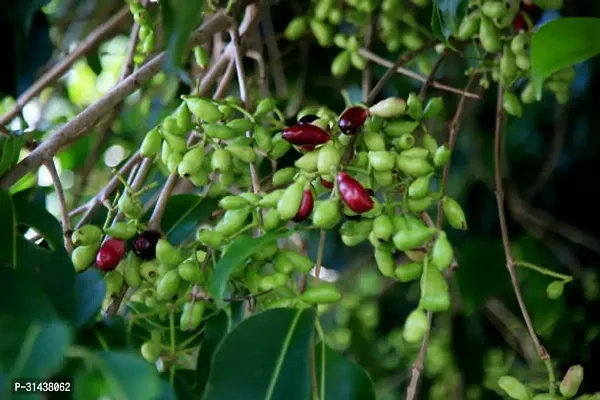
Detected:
[
  {"left": 77, "top": 318, "right": 130, "bottom": 351},
  {"left": 195, "top": 302, "right": 246, "bottom": 393},
  {"left": 144, "top": 194, "right": 218, "bottom": 245},
  {"left": 0, "top": 267, "right": 58, "bottom": 321},
  {"left": 203, "top": 308, "right": 316, "bottom": 400},
  {"left": 74, "top": 268, "right": 107, "bottom": 327},
  {"left": 431, "top": 2, "right": 459, "bottom": 50},
  {"left": 14, "top": 196, "right": 64, "bottom": 250},
  {"left": 531, "top": 17, "right": 600, "bottom": 99},
  {"left": 208, "top": 229, "right": 291, "bottom": 308},
  {"left": 315, "top": 342, "right": 376, "bottom": 400},
  {"left": 0, "top": 136, "right": 25, "bottom": 178},
  {"left": 432, "top": 0, "right": 468, "bottom": 39},
  {"left": 0, "top": 318, "right": 71, "bottom": 381},
  {"left": 0, "top": 189, "right": 16, "bottom": 267},
  {"left": 159, "top": 0, "right": 206, "bottom": 72}
]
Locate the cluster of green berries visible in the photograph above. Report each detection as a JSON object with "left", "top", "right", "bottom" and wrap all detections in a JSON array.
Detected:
[{"left": 129, "top": 1, "right": 155, "bottom": 55}]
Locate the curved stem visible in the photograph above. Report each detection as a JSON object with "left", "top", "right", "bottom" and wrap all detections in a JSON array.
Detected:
[{"left": 514, "top": 260, "right": 573, "bottom": 282}]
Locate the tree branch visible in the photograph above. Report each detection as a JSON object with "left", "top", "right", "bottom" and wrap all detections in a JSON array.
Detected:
[
  {"left": 45, "top": 160, "right": 73, "bottom": 253},
  {"left": 0, "top": 12, "right": 233, "bottom": 189}
]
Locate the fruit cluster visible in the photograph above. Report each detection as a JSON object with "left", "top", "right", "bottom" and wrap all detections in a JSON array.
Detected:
[{"left": 129, "top": 1, "right": 156, "bottom": 55}]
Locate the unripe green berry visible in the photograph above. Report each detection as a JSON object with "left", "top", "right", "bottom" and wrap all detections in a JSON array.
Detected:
[
  {"left": 312, "top": 199, "right": 341, "bottom": 229},
  {"left": 141, "top": 341, "right": 161, "bottom": 363},
  {"left": 498, "top": 376, "right": 531, "bottom": 400},
  {"left": 369, "top": 97, "right": 407, "bottom": 118},
  {"left": 441, "top": 196, "right": 467, "bottom": 230},
  {"left": 211, "top": 149, "right": 232, "bottom": 172},
  {"left": 72, "top": 225, "right": 102, "bottom": 246},
  {"left": 254, "top": 125, "right": 273, "bottom": 153},
  {"left": 431, "top": 232, "right": 454, "bottom": 271},
  {"left": 407, "top": 93, "right": 424, "bottom": 120},
  {"left": 194, "top": 46, "right": 209, "bottom": 68},
  {"left": 72, "top": 244, "right": 98, "bottom": 272},
  {"left": 479, "top": 16, "right": 501, "bottom": 53},
  {"left": 419, "top": 263, "right": 451, "bottom": 312},
  {"left": 395, "top": 262, "right": 423, "bottom": 282},
  {"left": 141, "top": 127, "right": 162, "bottom": 158},
  {"left": 227, "top": 118, "right": 255, "bottom": 136},
  {"left": 156, "top": 239, "right": 182, "bottom": 267},
  {"left": 255, "top": 98, "right": 277, "bottom": 117},
  {"left": 167, "top": 152, "right": 183, "bottom": 174},
  {"left": 295, "top": 151, "right": 319, "bottom": 172},
  {"left": 403, "top": 309, "right": 428, "bottom": 343},
  {"left": 546, "top": 281, "right": 565, "bottom": 299},
  {"left": 433, "top": 145, "right": 452, "bottom": 167},
  {"left": 203, "top": 123, "right": 237, "bottom": 140},
  {"left": 368, "top": 151, "right": 396, "bottom": 171},
  {"left": 285, "top": 17, "right": 307, "bottom": 41},
  {"left": 372, "top": 214, "right": 394, "bottom": 241},
  {"left": 309, "top": 19, "right": 334, "bottom": 47},
  {"left": 259, "top": 189, "right": 285, "bottom": 208},
  {"left": 140, "top": 259, "right": 160, "bottom": 282},
  {"left": 214, "top": 209, "right": 251, "bottom": 236},
  {"left": 196, "top": 229, "right": 224, "bottom": 247},
  {"left": 156, "top": 269, "right": 180, "bottom": 300},
  {"left": 457, "top": 12, "right": 480, "bottom": 41},
  {"left": 384, "top": 121, "right": 419, "bottom": 137},
  {"left": 317, "top": 142, "right": 341, "bottom": 175},
  {"left": 118, "top": 192, "right": 143, "bottom": 220},
  {"left": 300, "top": 282, "right": 342, "bottom": 304},
  {"left": 397, "top": 155, "right": 433, "bottom": 177},
  {"left": 503, "top": 90, "right": 523, "bottom": 117},
  {"left": 104, "top": 222, "right": 138, "bottom": 240},
  {"left": 277, "top": 181, "right": 304, "bottom": 220},
  {"left": 408, "top": 174, "right": 432, "bottom": 198},
  {"left": 104, "top": 270, "right": 124, "bottom": 296},
  {"left": 374, "top": 247, "right": 395, "bottom": 278},
  {"left": 272, "top": 167, "right": 297, "bottom": 186},
  {"left": 182, "top": 96, "right": 223, "bottom": 123},
  {"left": 560, "top": 365, "right": 584, "bottom": 398},
  {"left": 162, "top": 131, "right": 186, "bottom": 153}
]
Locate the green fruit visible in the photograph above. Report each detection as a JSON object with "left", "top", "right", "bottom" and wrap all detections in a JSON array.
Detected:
[
  {"left": 295, "top": 151, "right": 319, "bottom": 172},
  {"left": 315, "top": 0, "right": 334, "bottom": 20},
  {"left": 258, "top": 275, "right": 276, "bottom": 291},
  {"left": 72, "top": 244, "right": 98, "bottom": 272},
  {"left": 140, "top": 259, "right": 160, "bottom": 282},
  {"left": 403, "top": 309, "right": 428, "bottom": 343},
  {"left": 423, "top": 97, "right": 443, "bottom": 119},
  {"left": 285, "top": 17, "right": 307, "bottom": 41},
  {"left": 373, "top": 171, "right": 393, "bottom": 187},
  {"left": 104, "top": 271, "right": 124, "bottom": 296},
  {"left": 219, "top": 195, "right": 251, "bottom": 210},
  {"left": 397, "top": 155, "right": 433, "bottom": 177},
  {"left": 560, "top": 365, "right": 584, "bottom": 398},
  {"left": 156, "top": 239, "right": 182, "bottom": 267},
  {"left": 310, "top": 19, "right": 334, "bottom": 47},
  {"left": 419, "top": 262, "right": 451, "bottom": 312},
  {"left": 272, "top": 167, "right": 297, "bottom": 186},
  {"left": 194, "top": 46, "right": 209, "bottom": 68},
  {"left": 374, "top": 247, "right": 395, "bottom": 278},
  {"left": 511, "top": 33, "right": 529, "bottom": 54},
  {"left": 457, "top": 12, "right": 480, "bottom": 41},
  {"left": 118, "top": 192, "right": 143, "bottom": 220},
  {"left": 226, "top": 118, "right": 255, "bottom": 136},
  {"left": 188, "top": 167, "right": 209, "bottom": 187},
  {"left": 214, "top": 209, "right": 251, "bottom": 236},
  {"left": 546, "top": 281, "right": 564, "bottom": 299},
  {"left": 317, "top": 142, "right": 341, "bottom": 175},
  {"left": 393, "top": 224, "right": 436, "bottom": 251},
  {"left": 156, "top": 269, "right": 180, "bottom": 300},
  {"left": 123, "top": 253, "right": 142, "bottom": 288},
  {"left": 372, "top": 214, "right": 394, "bottom": 241},
  {"left": 141, "top": 341, "right": 161, "bottom": 363},
  {"left": 203, "top": 123, "right": 237, "bottom": 140},
  {"left": 407, "top": 194, "right": 435, "bottom": 212},
  {"left": 433, "top": 145, "right": 451, "bottom": 167},
  {"left": 300, "top": 282, "right": 342, "bottom": 304},
  {"left": 254, "top": 125, "right": 273, "bottom": 153},
  {"left": 520, "top": 82, "right": 536, "bottom": 105},
  {"left": 211, "top": 149, "right": 232, "bottom": 171},
  {"left": 141, "top": 127, "right": 162, "bottom": 158},
  {"left": 395, "top": 262, "right": 423, "bottom": 282},
  {"left": 516, "top": 54, "right": 531, "bottom": 71},
  {"left": 259, "top": 189, "right": 285, "bottom": 208},
  {"left": 479, "top": 16, "right": 501, "bottom": 53},
  {"left": 441, "top": 196, "right": 467, "bottom": 230},
  {"left": 173, "top": 102, "right": 192, "bottom": 132},
  {"left": 431, "top": 232, "right": 454, "bottom": 271},
  {"left": 498, "top": 376, "right": 531, "bottom": 400},
  {"left": 180, "top": 301, "right": 205, "bottom": 331},
  {"left": 350, "top": 51, "right": 366, "bottom": 70},
  {"left": 270, "top": 135, "right": 292, "bottom": 159},
  {"left": 503, "top": 90, "right": 523, "bottom": 117},
  {"left": 400, "top": 147, "right": 429, "bottom": 159},
  {"left": 482, "top": 1, "right": 508, "bottom": 19},
  {"left": 196, "top": 229, "right": 224, "bottom": 247},
  {"left": 274, "top": 252, "right": 295, "bottom": 274},
  {"left": 363, "top": 130, "right": 386, "bottom": 151},
  {"left": 277, "top": 181, "right": 304, "bottom": 220},
  {"left": 384, "top": 121, "right": 419, "bottom": 137},
  {"left": 226, "top": 144, "right": 257, "bottom": 164},
  {"left": 281, "top": 250, "right": 314, "bottom": 273},
  {"left": 178, "top": 146, "right": 205, "bottom": 177},
  {"left": 407, "top": 93, "right": 424, "bottom": 120},
  {"left": 312, "top": 199, "right": 341, "bottom": 229},
  {"left": 162, "top": 131, "right": 187, "bottom": 153},
  {"left": 167, "top": 152, "right": 183, "bottom": 174},
  {"left": 255, "top": 98, "right": 277, "bottom": 117},
  {"left": 500, "top": 46, "right": 518, "bottom": 80},
  {"left": 331, "top": 51, "right": 351, "bottom": 77},
  {"left": 408, "top": 174, "right": 432, "bottom": 198},
  {"left": 532, "top": 394, "right": 562, "bottom": 400},
  {"left": 402, "top": 31, "right": 424, "bottom": 51},
  {"left": 369, "top": 97, "right": 407, "bottom": 118},
  {"left": 368, "top": 151, "right": 396, "bottom": 171},
  {"left": 182, "top": 96, "right": 223, "bottom": 122},
  {"left": 162, "top": 117, "right": 184, "bottom": 137},
  {"left": 161, "top": 141, "right": 172, "bottom": 166},
  {"left": 263, "top": 208, "right": 282, "bottom": 231},
  {"left": 394, "top": 133, "right": 415, "bottom": 150},
  {"left": 421, "top": 133, "right": 438, "bottom": 156},
  {"left": 72, "top": 225, "right": 102, "bottom": 246},
  {"left": 142, "top": 32, "right": 155, "bottom": 54},
  {"left": 253, "top": 242, "right": 279, "bottom": 261},
  {"left": 104, "top": 222, "right": 137, "bottom": 240}
]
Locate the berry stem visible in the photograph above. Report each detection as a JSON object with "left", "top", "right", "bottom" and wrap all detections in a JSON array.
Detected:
[{"left": 514, "top": 260, "right": 573, "bottom": 282}]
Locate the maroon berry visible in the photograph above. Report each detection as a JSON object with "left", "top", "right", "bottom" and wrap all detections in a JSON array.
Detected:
[
  {"left": 298, "top": 114, "right": 319, "bottom": 124},
  {"left": 132, "top": 230, "right": 162, "bottom": 260},
  {"left": 299, "top": 145, "right": 316, "bottom": 152},
  {"left": 282, "top": 124, "right": 330, "bottom": 146},
  {"left": 293, "top": 189, "right": 314, "bottom": 222},
  {"left": 338, "top": 106, "right": 370, "bottom": 135},
  {"left": 337, "top": 172, "right": 374, "bottom": 213},
  {"left": 320, "top": 177, "right": 334, "bottom": 189},
  {"left": 96, "top": 238, "right": 126, "bottom": 271}
]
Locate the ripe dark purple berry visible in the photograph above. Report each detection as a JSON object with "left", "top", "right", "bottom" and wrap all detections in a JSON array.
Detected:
[
  {"left": 337, "top": 172, "right": 374, "bottom": 213},
  {"left": 96, "top": 238, "right": 126, "bottom": 271},
  {"left": 293, "top": 189, "right": 314, "bottom": 222},
  {"left": 320, "top": 177, "right": 334, "bottom": 189},
  {"left": 338, "top": 106, "right": 369, "bottom": 135},
  {"left": 298, "top": 114, "right": 319, "bottom": 124},
  {"left": 282, "top": 124, "right": 330, "bottom": 146},
  {"left": 132, "top": 230, "right": 162, "bottom": 260}
]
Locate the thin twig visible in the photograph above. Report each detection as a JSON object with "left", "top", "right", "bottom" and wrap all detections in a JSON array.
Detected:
[
  {"left": 366, "top": 42, "right": 435, "bottom": 105},
  {"left": 214, "top": 59, "right": 236, "bottom": 99},
  {"left": 493, "top": 85, "right": 555, "bottom": 394},
  {"left": 436, "top": 74, "right": 479, "bottom": 228},
  {"left": 312, "top": 230, "right": 327, "bottom": 285},
  {"left": 0, "top": 6, "right": 131, "bottom": 128},
  {"left": 45, "top": 160, "right": 74, "bottom": 253},
  {"left": 0, "top": 12, "right": 233, "bottom": 189},
  {"left": 405, "top": 311, "right": 433, "bottom": 400},
  {"left": 261, "top": 5, "right": 288, "bottom": 98},
  {"left": 418, "top": 53, "right": 445, "bottom": 99},
  {"left": 246, "top": 50, "right": 270, "bottom": 97},
  {"left": 359, "top": 48, "right": 480, "bottom": 100},
  {"left": 361, "top": 18, "right": 374, "bottom": 102}
]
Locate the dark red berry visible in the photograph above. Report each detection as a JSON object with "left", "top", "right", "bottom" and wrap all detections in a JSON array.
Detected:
[
  {"left": 512, "top": 3, "right": 542, "bottom": 31},
  {"left": 96, "top": 238, "right": 126, "bottom": 271},
  {"left": 293, "top": 189, "right": 314, "bottom": 222},
  {"left": 132, "top": 230, "right": 162, "bottom": 260},
  {"left": 338, "top": 106, "right": 370, "bottom": 135},
  {"left": 299, "top": 145, "right": 316, "bottom": 152},
  {"left": 282, "top": 124, "right": 330, "bottom": 146},
  {"left": 298, "top": 114, "right": 319, "bottom": 124},
  {"left": 320, "top": 177, "right": 334, "bottom": 189},
  {"left": 512, "top": 13, "right": 526, "bottom": 31},
  {"left": 337, "top": 172, "right": 374, "bottom": 213}
]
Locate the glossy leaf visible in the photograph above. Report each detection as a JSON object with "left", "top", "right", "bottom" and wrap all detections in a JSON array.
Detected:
[
  {"left": 431, "top": 0, "right": 469, "bottom": 41},
  {"left": 203, "top": 308, "right": 316, "bottom": 400},
  {"left": 196, "top": 302, "right": 246, "bottom": 394},
  {"left": 531, "top": 17, "right": 600, "bottom": 99},
  {"left": 315, "top": 342, "right": 376, "bottom": 400},
  {"left": 0, "top": 189, "right": 16, "bottom": 267},
  {"left": 74, "top": 268, "right": 107, "bottom": 328},
  {"left": 208, "top": 229, "right": 291, "bottom": 308},
  {"left": 0, "top": 267, "right": 58, "bottom": 321}
]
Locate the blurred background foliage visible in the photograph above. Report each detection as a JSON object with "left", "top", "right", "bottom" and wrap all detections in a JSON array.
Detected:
[{"left": 1, "top": 0, "right": 600, "bottom": 398}]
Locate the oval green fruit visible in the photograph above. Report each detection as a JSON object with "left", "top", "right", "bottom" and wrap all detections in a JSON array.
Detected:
[
  {"left": 277, "top": 181, "right": 304, "bottom": 220},
  {"left": 182, "top": 96, "right": 223, "bottom": 123},
  {"left": 141, "top": 127, "right": 162, "bottom": 158},
  {"left": 497, "top": 376, "right": 530, "bottom": 400},
  {"left": 441, "top": 196, "right": 468, "bottom": 230},
  {"left": 312, "top": 199, "right": 341, "bottom": 229},
  {"left": 300, "top": 282, "right": 342, "bottom": 304},
  {"left": 395, "top": 262, "right": 423, "bottom": 282},
  {"left": 419, "top": 263, "right": 451, "bottom": 312},
  {"left": 403, "top": 308, "right": 428, "bottom": 343},
  {"left": 374, "top": 247, "right": 395, "bottom": 278}
]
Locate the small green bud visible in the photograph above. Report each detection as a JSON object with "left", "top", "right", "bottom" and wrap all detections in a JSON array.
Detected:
[
  {"left": 546, "top": 281, "right": 565, "bottom": 299},
  {"left": 331, "top": 51, "right": 351, "bottom": 77},
  {"left": 423, "top": 97, "right": 443, "bottom": 119},
  {"left": 309, "top": 19, "right": 334, "bottom": 47},
  {"left": 369, "top": 97, "right": 407, "bottom": 118},
  {"left": 141, "top": 127, "right": 162, "bottom": 158},
  {"left": 104, "top": 222, "right": 138, "bottom": 240},
  {"left": 560, "top": 365, "right": 584, "bottom": 398},
  {"left": 433, "top": 145, "right": 452, "bottom": 167},
  {"left": 118, "top": 192, "right": 143, "bottom": 220},
  {"left": 403, "top": 309, "right": 428, "bottom": 343},
  {"left": 255, "top": 98, "right": 277, "bottom": 117},
  {"left": 285, "top": 17, "right": 307, "bottom": 41},
  {"left": 182, "top": 96, "right": 223, "bottom": 122},
  {"left": 72, "top": 225, "right": 102, "bottom": 246}
]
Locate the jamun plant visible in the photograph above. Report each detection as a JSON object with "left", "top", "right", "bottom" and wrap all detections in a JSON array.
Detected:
[{"left": 1, "top": 0, "right": 599, "bottom": 399}]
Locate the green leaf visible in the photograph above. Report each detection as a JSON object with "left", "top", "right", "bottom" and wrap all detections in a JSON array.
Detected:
[
  {"left": 0, "top": 136, "right": 25, "bottom": 178},
  {"left": 145, "top": 194, "right": 218, "bottom": 245},
  {"left": 195, "top": 302, "right": 246, "bottom": 393},
  {"left": 74, "top": 268, "right": 107, "bottom": 327},
  {"left": 14, "top": 196, "right": 64, "bottom": 250},
  {"left": 75, "top": 351, "right": 161, "bottom": 400},
  {"left": 431, "top": 2, "right": 459, "bottom": 50},
  {"left": 315, "top": 342, "right": 376, "bottom": 400},
  {"left": 203, "top": 308, "right": 316, "bottom": 400},
  {"left": 0, "top": 318, "right": 71, "bottom": 382},
  {"left": 208, "top": 229, "right": 291, "bottom": 308},
  {"left": 159, "top": 0, "right": 206, "bottom": 72},
  {"left": 0, "top": 189, "right": 16, "bottom": 267},
  {"left": 531, "top": 17, "right": 600, "bottom": 99},
  {"left": 0, "top": 267, "right": 58, "bottom": 321},
  {"left": 431, "top": 0, "right": 468, "bottom": 38}
]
